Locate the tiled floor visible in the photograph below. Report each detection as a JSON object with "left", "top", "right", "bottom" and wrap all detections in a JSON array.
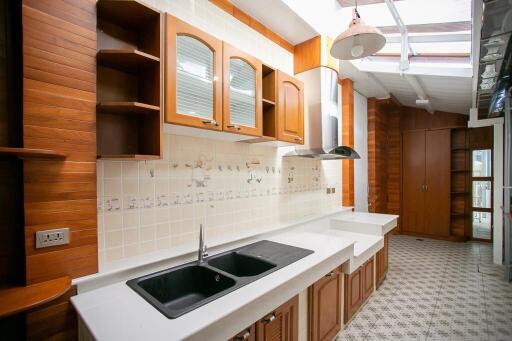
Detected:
[{"left": 337, "top": 235, "right": 512, "bottom": 341}]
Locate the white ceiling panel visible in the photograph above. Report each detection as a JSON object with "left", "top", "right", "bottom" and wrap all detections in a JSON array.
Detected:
[{"left": 229, "top": 0, "right": 318, "bottom": 45}]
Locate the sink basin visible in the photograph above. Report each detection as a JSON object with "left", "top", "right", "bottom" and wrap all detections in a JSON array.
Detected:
[
  {"left": 128, "top": 240, "right": 313, "bottom": 319},
  {"left": 127, "top": 265, "right": 236, "bottom": 318},
  {"left": 208, "top": 252, "right": 276, "bottom": 277}
]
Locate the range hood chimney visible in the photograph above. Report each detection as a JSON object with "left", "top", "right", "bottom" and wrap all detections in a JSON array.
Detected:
[{"left": 284, "top": 66, "right": 360, "bottom": 160}]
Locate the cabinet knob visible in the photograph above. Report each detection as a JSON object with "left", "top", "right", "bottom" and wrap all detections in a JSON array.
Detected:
[
  {"left": 294, "top": 137, "right": 303, "bottom": 142},
  {"left": 227, "top": 124, "right": 241, "bottom": 130},
  {"left": 234, "top": 330, "right": 251, "bottom": 340},
  {"left": 262, "top": 313, "right": 276, "bottom": 324},
  {"left": 202, "top": 119, "right": 218, "bottom": 126}
]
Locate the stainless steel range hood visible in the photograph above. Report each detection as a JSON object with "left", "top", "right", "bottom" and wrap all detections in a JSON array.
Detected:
[{"left": 284, "top": 66, "right": 360, "bottom": 160}]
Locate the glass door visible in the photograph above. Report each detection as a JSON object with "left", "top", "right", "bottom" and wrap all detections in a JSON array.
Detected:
[{"left": 471, "top": 149, "right": 493, "bottom": 240}]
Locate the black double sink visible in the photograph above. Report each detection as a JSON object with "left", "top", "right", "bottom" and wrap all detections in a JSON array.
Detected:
[{"left": 127, "top": 240, "right": 313, "bottom": 318}]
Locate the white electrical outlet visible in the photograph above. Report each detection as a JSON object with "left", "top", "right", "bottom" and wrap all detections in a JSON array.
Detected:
[{"left": 35, "top": 228, "right": 70, "bottom": 248}]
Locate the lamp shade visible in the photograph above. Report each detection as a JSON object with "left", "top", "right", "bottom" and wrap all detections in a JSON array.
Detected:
[{"left": 330, "top": 9, "right": 386, "bottom": 60}]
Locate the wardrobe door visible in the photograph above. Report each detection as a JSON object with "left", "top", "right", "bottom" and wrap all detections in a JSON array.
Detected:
[
  {"left": 425, "top": 129, "right": 451, "bottom": 236},
  {"left": 402, "top": 130, "right": 426, "bottom": 234}
]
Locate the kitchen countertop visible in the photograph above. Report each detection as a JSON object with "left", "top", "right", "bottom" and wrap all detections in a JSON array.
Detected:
[
  {"left": 71, "top": 208, "right": 392, "bottom": 340},
  {"left": 331, "top": 211, "right": 398, "bottom": 236}
]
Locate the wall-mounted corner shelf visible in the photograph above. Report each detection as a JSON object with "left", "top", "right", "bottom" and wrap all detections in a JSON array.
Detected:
[
  {"left": 0, "top": 147, "right": 66, "bottom": 159},
  {"left": 0, "top": 276, "right": 71, "bottom": 318},
  {"left": 97, "top": 154, "right": 161, "bottom": 161},
  {"left": 97, "top": 102, "right": 160, "bottom": 115},
  {"left": 97, "top": 49, "right": 159, "bottom": 73}
]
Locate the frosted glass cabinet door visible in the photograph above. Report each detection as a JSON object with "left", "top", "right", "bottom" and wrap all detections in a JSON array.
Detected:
[
  {"left": 223, "top": 43, "right": 262, "bottom": 137},
  {"left": 165, "top": 14, "right": 222, "bottom": 130}
]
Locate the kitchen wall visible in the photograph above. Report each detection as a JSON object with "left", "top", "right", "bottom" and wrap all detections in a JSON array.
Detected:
[
  {"left": 97, "top": 0, "right": 342, "bottom": 268},
  {"left": 98, "top": 137, "right": 342, "bottom": 266},
  {"left": 353, "top": 91, "right": 368, "bottom": 212}
]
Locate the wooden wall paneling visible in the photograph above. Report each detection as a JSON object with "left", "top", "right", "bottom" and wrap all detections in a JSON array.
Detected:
[
  {"left": 341, "top": 78, "right": 354, "bottom": 207},
  {"left": 207, "top": 0, "right": 294, "bottom": 53},
  {"left": 21, "top": 0, "right": 98, "bottom": 283},
  {"left": 400, "top": 107, "right": 467, "bottom": 131},
  {"left": 367, "top": 98, "right": 388, "bottom": 213},
  {"left": 469, "top": 126, "right": 493, "bottom": 149},
  {"left": 386, "top": 109, "right": 402, "bottom": 230},
  {"left": 425, "top": 129, "right": 451, "bottom": 237}
]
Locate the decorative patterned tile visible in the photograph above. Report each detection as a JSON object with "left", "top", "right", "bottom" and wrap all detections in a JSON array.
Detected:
[{"left": 335, "top": 235, "right": 512, "bottom": 341}]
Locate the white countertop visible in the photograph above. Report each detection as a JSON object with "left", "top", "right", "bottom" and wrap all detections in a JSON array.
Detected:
[
  {"left": 71, "top": 208, "right": 394, "bottom": 340},
  {"left": 331, "top": 211, "right": 398, "bottom": 236}
]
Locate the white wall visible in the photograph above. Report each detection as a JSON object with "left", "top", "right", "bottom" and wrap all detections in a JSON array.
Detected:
[{"left": 353, "top": 91, "right": 368, "bottom": 212}]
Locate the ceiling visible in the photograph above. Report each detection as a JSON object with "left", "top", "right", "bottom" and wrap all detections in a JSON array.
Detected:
[
  {"left": 230, "top": 0, "right": 474, "bottom": 115},
  {"left": 229, "top": 0, "right": 318, "bottom": 45}
]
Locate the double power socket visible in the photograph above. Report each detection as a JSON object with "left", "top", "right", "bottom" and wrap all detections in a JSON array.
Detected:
[{"left": 35, "top": 228, "right": 70, "bottom": 248}]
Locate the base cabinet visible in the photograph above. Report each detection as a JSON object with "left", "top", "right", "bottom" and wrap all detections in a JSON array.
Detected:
[
  {"left": 344, "top": 257, "right": 374, "bottom": 323},
  {"left": 376, "top": 234, "right": 389, "bottom": 289},
  {"left": 229, "top": 325, "right": 256, "bottom": 341},
  {"left": 308, "top": 267, "right": 342, "bottom": 341},
  {"left": 229, "top": 295, "right": 298, "bottom": 341}
]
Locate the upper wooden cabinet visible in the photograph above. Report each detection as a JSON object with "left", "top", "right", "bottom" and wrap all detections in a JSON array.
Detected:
[
  {"left": 277, "top": 71, "right": 304, "bottom": 144},
  {"left": 308, "top": 267, "right": 342, "bottom": 341},
  {"left": 165, "top": 14, "right": 223, "bottom": 130},
  {"left": 222, "top": 43, "right": 262, "bottom": 137}
]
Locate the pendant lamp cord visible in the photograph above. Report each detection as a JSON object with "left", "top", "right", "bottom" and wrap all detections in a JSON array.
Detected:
[{"left": 354, "top": 0, "right": 361, "bottom": 18}]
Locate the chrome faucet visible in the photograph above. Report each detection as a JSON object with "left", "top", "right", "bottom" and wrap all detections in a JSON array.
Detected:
[{"left": 198, "top": 224, "right": 208, "bottom": 263}]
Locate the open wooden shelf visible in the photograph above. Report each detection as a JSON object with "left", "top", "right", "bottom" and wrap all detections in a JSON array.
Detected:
[
  {"left": 451, "top": 147, "right": 468, "bottom": 151},
  {"left": 97, "top": 154, "right": 161, "bottom": 161},
  {"left": 0, "top": 276, "right": 71, "bottom": 318},
  {"left": 97, "top": 49, "right": 159, "bottom": 73},
  {"left": 262, "top": 98, "right": 275, "bottom": 105},
  {"left": 0, "top": 147, "right": 66, "bottom": 159},
  {"left": 97, "top": 102, "right": 160, "bottom": 115},
  {"left": 451, "top": 191, "right": 469, "bottom": 194},
  {"left": 451, "top": 169, "right": 469, "bottom": 173},
  {"left": 451, "top": 212, "right": 468, "bottom": 218}
]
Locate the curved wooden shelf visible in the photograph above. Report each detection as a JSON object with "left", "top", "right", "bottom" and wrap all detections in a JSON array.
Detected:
[
  {"left": 97, "top": 154, "right": 161, "bottom": 161},
  {"left": 97, "top": 101, "right": 160, "bottom": 115},
  {"left": 0, "top": 147, "right": 66, "bottom": 159},
  {"left": 0, "top": 276, "right": 71, "bottom": 318},
  {"left": 97, "top": 49, "right": 159, "bottom": 73}
]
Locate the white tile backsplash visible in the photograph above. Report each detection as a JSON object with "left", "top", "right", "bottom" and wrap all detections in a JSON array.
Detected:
[{"left": 98, "top": 135, "right": 342, "bottom": 266}]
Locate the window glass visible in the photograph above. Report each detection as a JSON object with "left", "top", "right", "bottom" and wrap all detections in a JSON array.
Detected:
[
  {"left": 472, "top": 149, "right": 492, "bottom": 177},
  {"left": 472, "top": 181, "right": 492, "bottom": 208},
  {"left": 472, "top": 211, "right": 491, "bottom": 240}
]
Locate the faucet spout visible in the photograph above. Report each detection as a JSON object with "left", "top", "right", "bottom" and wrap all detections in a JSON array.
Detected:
[{"left": 198, "top": 224, "right": 208, "bottom": 263}]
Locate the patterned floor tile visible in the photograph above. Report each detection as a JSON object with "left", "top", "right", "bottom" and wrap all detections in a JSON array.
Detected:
[{"left": 334, "top": 235, "right": 511, "bottom": 341}]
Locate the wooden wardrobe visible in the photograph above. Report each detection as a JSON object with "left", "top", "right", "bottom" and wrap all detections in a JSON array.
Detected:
[{"left": 402, "top": 129, "right": 451, "bottom": 237}]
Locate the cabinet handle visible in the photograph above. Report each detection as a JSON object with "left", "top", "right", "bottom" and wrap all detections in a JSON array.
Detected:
[
  {"left": 325, "top": 271, "right": 335, "bottom": 277},
  {"left": 202, "top": 119, "right": 218, "bottom": 126},
  {"left": 294, "top": 137, "right": 303, "bottom": 142},
  {"left": 227, "top": 124, "right": 241, "bottom": 130},
  {"left": 262, "top": 313, "right": 276, "bottom": 324},
  {"left": 234, "top": 330, "right": 251, "bottom": 340},
  {"left": 425, "top": 184, "right": 428, "bottom": 191}
]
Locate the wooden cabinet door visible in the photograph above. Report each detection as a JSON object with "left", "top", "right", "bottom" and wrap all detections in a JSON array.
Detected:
[
  {"left": 277, "top": 71, "right": 304, "bottom": 144},
  {"left": 165, "top": 14, "right": 223, "bottom": 130},
  {"left": 362, "top": 257, "right": 374, "bottom": 301},
  {"left": 222, "top": 42, "right": 262, "bottom": 137},
  {"left": 229, "top": 324, "right": 256, "bottom": 341},
  {"left": 376, "top": 234, "right": 389, "bottom": 289},
  {"left": 402, "top": 130, "right": 426, "bottom": 234},
  {"left": 425, "top": 129, "right": 451, "bottom": 236},
  {"left": 308, "top": 268, "right": 342, "bottom": 341},
  {"left": 256, "top": 295, "right": 298, "bottom": 341},
  {"left": 343, "top": 268, "right": 363, "bottom": 323}
]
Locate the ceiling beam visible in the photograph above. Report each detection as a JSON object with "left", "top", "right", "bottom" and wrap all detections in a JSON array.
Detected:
[
  {"left": 384, "top": 0, "right": 412, "bottom": 70},
  {"left": 385, "top": 33, "right": 471, "bottom": 44},
  {"left": 378, "top": 21, "right": 471, "bottom": 34},
  {"left": 337, "top": 0, "right": 402, "bottom": 7},
  {"left": 367, "top": 73, "right": 391, "bottom": 98}
]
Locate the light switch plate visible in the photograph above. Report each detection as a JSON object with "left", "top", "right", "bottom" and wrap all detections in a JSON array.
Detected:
[{"left": 35, "top": 228, "right": 70, "bottom": 248}]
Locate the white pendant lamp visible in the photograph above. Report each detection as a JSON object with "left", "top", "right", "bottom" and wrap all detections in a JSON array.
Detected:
[{"left": 330, "top": 3, "right": 386, "bottom": 60}]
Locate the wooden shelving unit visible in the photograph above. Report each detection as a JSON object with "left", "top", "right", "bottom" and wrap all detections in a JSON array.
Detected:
[
  {"left": 261, "top": 64, "right": 277, "bottom": 141},
  {"left": 449, "top": 128, "right": 471, "bottom": 239},
  {"left": 96, "top": 0, "right": 162, "bottom": 160},
  {"left": 0, "top": 147, "right": 66, "bottom": 159},
  {"left": 0, "top": 276, "right": 71, "bottom": 318}
]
